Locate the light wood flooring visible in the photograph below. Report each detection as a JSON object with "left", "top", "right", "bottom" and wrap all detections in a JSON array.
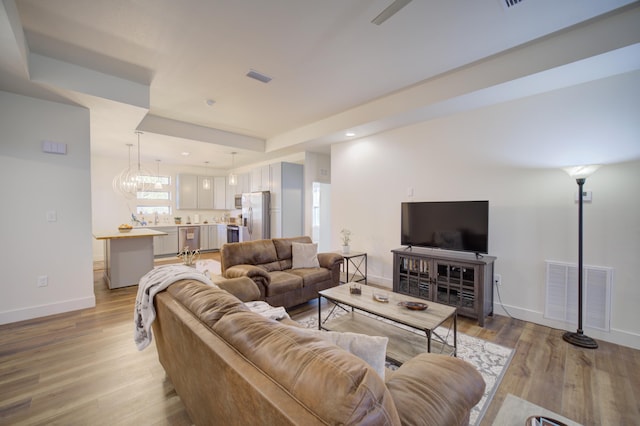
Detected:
[{"left": 1, "top": 253, "right": 639, "bottom": 425}]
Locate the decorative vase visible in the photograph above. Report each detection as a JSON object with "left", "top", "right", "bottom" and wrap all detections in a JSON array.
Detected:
[{"left": 342, "top": 245, "right": 350, "bottom": 254}]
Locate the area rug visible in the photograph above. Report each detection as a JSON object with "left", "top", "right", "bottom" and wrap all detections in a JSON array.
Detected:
[
  {"left": 493, "top": 394, "right": 582, "bottom": 426},
  {"left": 292, "top": 306, "right": 514, "bottom": 426}
]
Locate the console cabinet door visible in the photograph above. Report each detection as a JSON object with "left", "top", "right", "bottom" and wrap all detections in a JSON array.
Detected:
[{"left": 435, "top": 261, "right": 479, "bottom": 318}]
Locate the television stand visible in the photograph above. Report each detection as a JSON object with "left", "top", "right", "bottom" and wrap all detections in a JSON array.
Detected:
[{"left": 391, "top": 247, "right": 496, "bottom": 326}]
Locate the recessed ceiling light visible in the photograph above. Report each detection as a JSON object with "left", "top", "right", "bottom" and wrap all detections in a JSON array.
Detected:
[
  {"left": 205, "top": 99, "right": 215, "bottom": 106},
  {"left": 181, "top": 152, "right": 190, "bottom": 157},
  {"left": 345, "top": 132, "right": 356, "bottom": 137}
]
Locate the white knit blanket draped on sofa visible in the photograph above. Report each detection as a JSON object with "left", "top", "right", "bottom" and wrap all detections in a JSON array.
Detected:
[
  {"left": 134, "top": 264, "right": 290, "bottom": 351},
  {"left": 134, "top": 265, "right": 214, "bottom": 350}
]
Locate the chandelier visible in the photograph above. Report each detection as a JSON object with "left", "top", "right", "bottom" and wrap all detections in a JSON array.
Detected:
[{"left": 112, "top": 131, "right": 152, "bottom": 199}]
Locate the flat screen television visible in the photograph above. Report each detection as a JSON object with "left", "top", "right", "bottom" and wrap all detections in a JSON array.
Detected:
[{"left": 401, "top": 201, "right": 489, "bottom": 254}]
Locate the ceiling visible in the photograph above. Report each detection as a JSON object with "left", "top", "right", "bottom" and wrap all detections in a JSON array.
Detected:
[{"left": 0, "top": 0, "right": 639, "bottom": 170}]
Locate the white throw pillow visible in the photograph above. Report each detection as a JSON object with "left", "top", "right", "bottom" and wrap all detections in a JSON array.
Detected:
[
  {"left": 291, "top": 242, "right": 320, "bottom": 269},
  {"left": 298, "top": 328, "right": 388, "bottom": 379}
]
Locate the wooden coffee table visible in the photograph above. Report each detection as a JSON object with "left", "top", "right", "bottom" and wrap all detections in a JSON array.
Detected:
[{"left": 318, "top": 285, "right": 457, "bottom": 365}]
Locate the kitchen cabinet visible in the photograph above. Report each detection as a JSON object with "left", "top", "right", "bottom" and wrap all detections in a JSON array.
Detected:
[
  {"left": 250, "top": 165, "right": 270, "bottom": 192},
  {"left": 209, "top": 225, "right": 221, "bottom": 250},
  {"left": 176, "top": 174, "right": 197, "bottom": 210},
  {"left": 177, "top": 174, "right": 221, "bottom": 210},
  {"left": 197, "top": 176, "right": 214, "bottom": 209},
  {"left": 226, "top": 172, "right": 250, "bottom": 209},
  {"left": 270, "top": 162, "right": 303, "bottom": 238},
  {"left": 200, "top": 225, "right": 210, "bottom": 250},
  {"left": 218, "top": 224, "right": 227, "bottom": 247},
  {"left": 226, "top": 176, "right": 235, "bottom": 209},
  {"left": 94, "top": 229, "right": 167, "bottom": 288},
  {"left": 149, "top": 226, "right": 178, "bottom": 256},
  {"left": 213, "top": 177, "right": 226, "bottom": 209},
  {"left": 201, "top": 225, "right": 216, "bottom": 250},
  {"left": 200, "top": 224, "right": 226, "bottom": 251}
]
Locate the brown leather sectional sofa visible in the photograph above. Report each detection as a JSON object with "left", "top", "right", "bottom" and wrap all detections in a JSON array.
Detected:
[
  {"left": 152, "top": 279, "right": 486, "bottom": 425},
  {"left": 220, "top": 236, "right": 343, "bottom": 308}
]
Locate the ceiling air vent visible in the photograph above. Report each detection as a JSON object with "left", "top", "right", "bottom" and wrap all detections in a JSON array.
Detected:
[
  {"left": 501, "top": 0, "right": 525, "bottom": 10},
  {"left": 246, "top": 69, "right": 272, "bottom": 84}
]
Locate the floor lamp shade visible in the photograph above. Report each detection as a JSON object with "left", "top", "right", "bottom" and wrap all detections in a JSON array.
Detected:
[{"left": 562, "top": 165, "right": 600, "bottom": 349}]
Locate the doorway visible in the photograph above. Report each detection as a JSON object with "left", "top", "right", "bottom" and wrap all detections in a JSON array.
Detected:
[{"left": 312, "top": 182, "right": 331, "bottom": 252}]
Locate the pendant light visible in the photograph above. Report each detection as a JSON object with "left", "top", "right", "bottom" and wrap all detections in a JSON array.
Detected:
[
  {"left": 202, "top": 161, "right": 211, "bottom": 190},
  {"left": 154, "top": 159, "right": 163, "bottom": 189},
  {"left": 228, "top": 152, "right": 237, "bottom": 186},
  {"left": 112, "top": 131, "right": 152, "bottom": 199},
  {"left": 112, "top": 143, "right": 135, "bottom": 198}
]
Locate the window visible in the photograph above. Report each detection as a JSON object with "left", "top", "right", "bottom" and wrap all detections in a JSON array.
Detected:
[{"left": 135, "top": 174, "right": 173, "bottom": 217}]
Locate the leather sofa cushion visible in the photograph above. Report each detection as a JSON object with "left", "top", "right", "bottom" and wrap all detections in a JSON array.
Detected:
[
  {"left": 213, "top": 310, "right": 401, "bottom": 425},
  {"left": 221, "top": 239, "right": 279, "bottom": 272},
  {"left": 168, "top": 280, "right": 249, "bottom": 327},
  {"left": 273, "top": 236, "right": 312, "bottom": 260},
  {"left": 266, "top": 271, "right": 303, "bottom": 296},
  {"left": 287, "top": 267, "right": 332, "bottom": 286},
  {"left": 273, "top": 236, "right": 312, "bottom": 270},
  {"left": 386, "top": 353, "right": 485, "bottom": 426}
]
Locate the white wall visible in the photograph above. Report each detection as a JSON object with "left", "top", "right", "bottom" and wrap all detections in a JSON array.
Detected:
[
  {"left": 331, "top": 72, "right": 640, "bottom": 349},
  {"left": 0, "top": 91, "right": 95, "bottom": 324}
]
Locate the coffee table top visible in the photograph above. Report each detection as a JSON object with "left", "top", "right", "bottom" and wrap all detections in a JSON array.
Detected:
[{"left": 319, "top": 285, "right": 456, "bottom": 332}]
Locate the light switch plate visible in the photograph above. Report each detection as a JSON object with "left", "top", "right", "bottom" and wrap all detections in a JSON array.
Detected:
[{"left": 575, "top": 190, "right": 593, "bottom": 202}]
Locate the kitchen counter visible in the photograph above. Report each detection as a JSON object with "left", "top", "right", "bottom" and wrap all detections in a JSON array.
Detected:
[
  {"left": 93, "top": 228, "right": 168, "bottom": 239},
  {"left": 132, "top": 223, "right": 231, "bottom": 228},
  {"left": 93, "top": 228, "right": 167, "bottom": 289}
]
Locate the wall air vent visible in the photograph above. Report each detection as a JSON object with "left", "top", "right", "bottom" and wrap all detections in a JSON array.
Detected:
[
  {"left": 246, "top": 69, "right": 272, "bottom": 84},
  {"left": 501, "top": 0, "right": 525, "bottom": 10},
  {"left": 544, "top": 261, "right": 613, "bottom": 332}
]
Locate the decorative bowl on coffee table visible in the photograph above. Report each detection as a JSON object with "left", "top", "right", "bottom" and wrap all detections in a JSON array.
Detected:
[{"left": 398, "top": 301, "right": 428, "bottom": 311}]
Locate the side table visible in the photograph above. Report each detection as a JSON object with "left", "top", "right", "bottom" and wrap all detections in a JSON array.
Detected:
[{"left": 337, "top": 251, "right": 367, "bottom": 284}]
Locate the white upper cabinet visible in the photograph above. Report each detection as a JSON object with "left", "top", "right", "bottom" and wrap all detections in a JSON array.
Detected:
[
  {"left": 213, "top": 177, "right": 226, "bottom": 209},
  {"left": 177, "top": 174, "right": 198, "bottom": 210},
  {"left": 197, "top": 176, "right": 214, "bottom": 209},
  {"left": 177, "top": 174, "right": 221, "bottom": 210},
  {"left": 250, "top": 165, "right": 270, "bottom": 192}
]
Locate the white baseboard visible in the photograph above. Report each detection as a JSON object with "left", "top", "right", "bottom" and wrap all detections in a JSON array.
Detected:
[
  {"left": 493, "top": 303, "right": 640, "bottom": 350},
  {"left": 371, "top": 274, "right": 639, "bottom": 350},
  {"left": 0, "top": 296, "right": 96, "bottom": 325}
]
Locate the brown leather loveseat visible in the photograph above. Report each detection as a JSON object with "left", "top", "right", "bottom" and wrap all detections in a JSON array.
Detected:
[
  {"left": 152, "top": 280, "right": 486, "bottom": 426},
  {"left": 220, "top": 236, "right": 343, "bottom": 307}
]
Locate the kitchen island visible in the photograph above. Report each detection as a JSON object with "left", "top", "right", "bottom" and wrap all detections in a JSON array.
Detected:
[{"left": 93, "top": 228, "right": 167, "bottom": 289}]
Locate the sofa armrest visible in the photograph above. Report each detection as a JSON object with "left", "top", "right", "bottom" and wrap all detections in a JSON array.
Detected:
[
  {"left": 385, "top": 353, "right": 485, "bottom": 426},
  {"left": 210, "top": 276, "right": 261, "bottom": 302},
  {"left": 224, "top": 265, "right": 270, "bottom": 299},
  {"left": 317, "top": 252, "right": 343, "bottom": 270}
]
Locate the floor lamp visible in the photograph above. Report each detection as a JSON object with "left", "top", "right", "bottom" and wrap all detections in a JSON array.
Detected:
[{"left": 562, "top": 165, "right": 600, "bottom": 349}]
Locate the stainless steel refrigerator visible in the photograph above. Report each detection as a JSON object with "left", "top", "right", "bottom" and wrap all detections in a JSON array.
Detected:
[{"left": 241, "top": 191, "right": 270, "bottom": 241}]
